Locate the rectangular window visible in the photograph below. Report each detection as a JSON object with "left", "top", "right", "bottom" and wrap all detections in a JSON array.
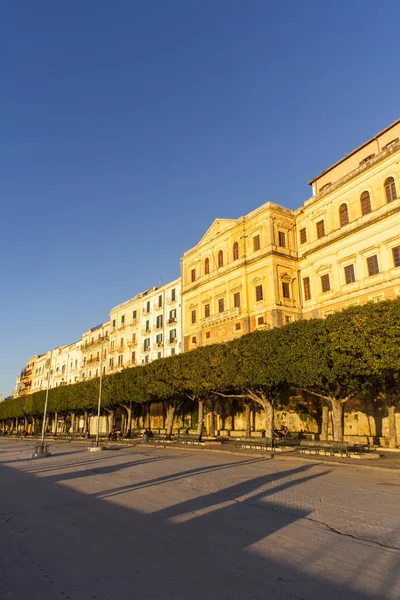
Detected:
[
  {"left": 171, "top": 288, "right": 176, "bottom": 302},
  {"left": 204, "top": 303, "right": 210, "bottom": 318},
  {"left": 158, "top": 295, "right": 162, "bottom": 307},
  {"left": 132, "top": 310, "right": 137, "bottom": 321},
  {"left": 303, "top": 277, "right": 311, "bottom": 301},
  {"left": 156, "top": 315, "right": 163, "bottom": 329},
  {"left": 131, "top": 351, "right": 136, "bottom": 363},
  {"left": 191, "top": 269, "right": 196, "bottom": 282},
  {"left": 300, "top": 228, "right": 307, "bottom": 244},
  {"left": 278, "top": 231, "right": 286, "bottom": 247},
  {"left": 255, "top": 284, "right": 263, "bottom": 302},
  {"left": 218, "top": 298, "right": 225, "bottom": 313},
  {"left": 121, "top": 315, "right": 125, "bottom": 325},
  {"left": 233, "top": 292, "right": 240, "bottom": 308},
  {"left": 282, "top": 282, "right": 290, "bottom": 299},
  {"left": 112, "top": 319, "right": 116, "bottom": 330},
  {"left": 156, "top": 333, "right": 163, "bottom": 344},
  {"left": 145, "top": 320, "right": 150, "bottom": 332},
  {"left": 257, "top": 316, "right": 264, "bottom": 325},
  {"left": 191, "top": 309, "right": 196, "bottom": 324},
  {"left": 157, "top": 352, "right": 162, "bottom": 359},
  {"left": 235, "top": 323, "right": 241, "bottom": 331},
  {"left": 392, "top": 246, "right": 400, "bottom": 268},
  {"left": 344, "top": 264, "right": 356, "bottom": 285},
  {"left": 316, "top": 220, "right": 325, "bottom": 239},
  {"left": 205, "top": 331, "right": 211, "bottom": 339},
  {"left": 192, "top": 336, "right": 197, "bottom": 344},
  {"left": 367, "top": 255, "right": 379, "bottom": 276},
  {"left": 321, "top": 274, "right": 331, "bottom": 293},
  {"left": 285, "top": 316, "right": 291, "bottom": 323},
  {"left": 146, "top": 301, "right": 150, "bottom": 313},
  {"left": 253, "top": 235, "right": 260, "bottom": 251},
  {"left": 169, "top": 329, "right": 177, "bottom": 343},
  {"left": 171, "top": 348, "right": 176, "bottom": 356}
]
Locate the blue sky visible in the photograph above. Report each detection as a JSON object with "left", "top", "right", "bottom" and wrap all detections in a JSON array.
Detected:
[{"left": 1, "top": 0, "right": 399, "bottom": 396}]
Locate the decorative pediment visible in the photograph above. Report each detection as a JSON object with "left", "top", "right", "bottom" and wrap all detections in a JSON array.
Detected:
[{"left": 196, "top": 218, "right": 237, "bottom": 247}]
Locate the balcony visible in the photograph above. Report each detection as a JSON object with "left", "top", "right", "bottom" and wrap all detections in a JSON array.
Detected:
[
  {"left": 167, "top": 337, "right": 177, "bottom": 346},
  {"left": 143, "top": 346, "right": 151, "bottom": 353},
  {"left": 87, "top": 357, "right": 100, "bottom": 366},
  {"left": 126, "top": 359, "right": 137, "bottom": 367},
  {"left": 131, "top": 318, "right": 138, "bottom": 326},
  {"left": 118, "top": 324, "right": 126, "bottom": 331},
  {"left": 154, "top": 303, "right": 163, "bottom": 311},
  {"left": 153, "top": 342, "right": 163, "bottom": 349},
  {"left": 108, "top": 346, "right": 116, "bottom": 354},
  {"left": 200, "top": 307, "right": 241, "bottom": 328},
  {"left": 142, "top": 307, "right": 151, "bottom": 315},
  {"left": 127, "top": 339, "right": 138, "bottom": 348},
  {"left": 167, "top": 317, "right": 177, "bottom": 325},
  {"left": 154, "top": 323, "right": 163, "bottom": 331},
  {"left": 141, "top": 328, "right": 151, "bottom": 335},
  {"left": 115, "top": 344, "right": 125, "bottom": 353},
  {"left": 81, "top": 337, "right": 106, "bottom": 351},
  {"left": 167, "top": 297, "right": 177, "bottom": 305}
]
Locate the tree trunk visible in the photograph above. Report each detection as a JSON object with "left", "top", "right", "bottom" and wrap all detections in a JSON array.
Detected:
[
  {"left": 15, "top": 417, "right": 18, "bottom": 434},
  {"left": 32, "top": 417, "right": 36, "bottom": 434},
  {"left": 145, "top": 405, "right": 151, "bottom": 428},
  {"left": 330, "top": 398, "right": 344, "bottom": 442},
  {"left": 107, "top": 410, "right": 115, "bottom": 433},
  {"left": 320, "top": 404, "right": 329, "bottom": 440},
  {"left": 125, "top": 407, "right": 132, "bottom": 438},
  {"left": 84, "top": 410, "right": 89, "bottom": 436},
  {"left": 71, "top": 412, "right": 75, "bottom": 434},
  {"left": 53, "top": 412, "right": 58, "bottom": 436},
  {"left": 197, "top": 400, "right": 204, "bottom": 437},
  {"left": 207, "top": 401, "right": 216, "bottom": 436},
  {"left": 388, "top": 404, "right": 398, "bottom": 449},
  {"left": 264, "top": 400, "right": 274, "bottom": 440},
  {"left": 24, "top": 417, "right": 27, "bottom": 431},
  {"left": 165, "top": 405, "right": 175, "bottom": 439},
  {"left": 244, "top": 402, "right": 251, "bottom": 437}
]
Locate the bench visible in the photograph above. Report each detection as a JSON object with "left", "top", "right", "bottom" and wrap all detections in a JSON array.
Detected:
[
  {"left": 274, "top": 432, "right": 301, "bottom": 446},
  {"left": 178, "top": 433, "right": 203, "bottom": 445},
  {"left": 235, "top": 436, "right": 274, "bottom": 451},
  {"left": 298, "top": 439, "right": 348, "bottom": 457},
  {"left": 145, "top": 433, "right": 175, "bottom": 444}
]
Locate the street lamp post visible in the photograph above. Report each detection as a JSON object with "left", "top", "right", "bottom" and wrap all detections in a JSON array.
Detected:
[{"left": 95, "top": 341, "right": 105, "bottom": 448}]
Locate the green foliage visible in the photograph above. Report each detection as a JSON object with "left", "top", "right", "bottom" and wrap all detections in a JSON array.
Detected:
[{"left": 1, "top": 299, "right": 400, "bottom": 429}]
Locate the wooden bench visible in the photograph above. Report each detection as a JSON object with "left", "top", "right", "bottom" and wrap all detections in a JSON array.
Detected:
[
  {"left": 298, "top": 439, "right": 348, "bottom": 457},
  {"left": 235, "top": 437, "right": 274, "bottom": 451},
  {"left": 178, "top": 433, "right": 203, "bottom": 445}
]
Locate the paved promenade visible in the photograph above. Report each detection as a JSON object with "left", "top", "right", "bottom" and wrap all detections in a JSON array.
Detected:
[{"left": 0, "top": 440, "right": 399, "bottom": 599}]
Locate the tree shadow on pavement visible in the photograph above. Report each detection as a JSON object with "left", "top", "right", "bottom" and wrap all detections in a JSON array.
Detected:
[{"left": 1, "top": 458, "right": 399, "bottom": 600}]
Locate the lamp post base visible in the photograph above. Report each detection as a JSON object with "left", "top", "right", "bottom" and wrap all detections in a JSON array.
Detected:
[{"left": 31, "top": 444, "right": 51, "bottom": 459}]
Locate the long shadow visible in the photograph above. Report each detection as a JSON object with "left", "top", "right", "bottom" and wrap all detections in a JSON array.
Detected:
[
  {"left": 94, "top": 461, "right": 313, "bottom": 500},
  {"left": 0, "top": 458, "right": 398, "bottom": 599},
  {"left": 43, "top": 456, "right": 267, "bottom": 486}
]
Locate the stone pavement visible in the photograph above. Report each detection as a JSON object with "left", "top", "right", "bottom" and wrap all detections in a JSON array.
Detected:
[{"left": 0, "top": 440, "right": 399, "bottom": 600}]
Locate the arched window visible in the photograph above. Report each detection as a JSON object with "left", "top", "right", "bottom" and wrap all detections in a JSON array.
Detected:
[
  {"left": 204, "top": 257, "right": 209, "bottom": 275},
  {"left": 233, "top": 241, "right": 239, "bottom": 261},
  {"left": 360, "top": 191, "right": 371, "bottom": 215},
  {"left": 385, "top": 177, "right": 397, "bottom": 203},
  {"left": 339, "top": 203, "right": 349, "bottom": 227},
  {"left": 218, "top": 250, "right": 224, "bottom": 268}
]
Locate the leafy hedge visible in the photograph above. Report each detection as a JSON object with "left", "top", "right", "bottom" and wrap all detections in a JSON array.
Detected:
[{"left": 2, "top": 299, "right": 400, "bottom": 442}]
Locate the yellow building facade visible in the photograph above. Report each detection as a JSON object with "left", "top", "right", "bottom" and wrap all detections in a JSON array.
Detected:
[{"left": 182, "top": 119, "right": 400, "bottom": 347}]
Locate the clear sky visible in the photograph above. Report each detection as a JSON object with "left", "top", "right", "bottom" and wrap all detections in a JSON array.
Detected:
[{"left": 1, "top": 0, "right": 399, "bottom": 396}]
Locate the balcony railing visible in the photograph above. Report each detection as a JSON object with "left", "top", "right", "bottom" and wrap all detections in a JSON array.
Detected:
[
  {"left": 167, "top": 297, "right": 177, "bottom": 305},
  {"left": 141, "top": 328, "right": 151, "bottom": 335},
  {"left": 87, "top": 357, "right": 100, "bottom": 365},
  {"left": 127, "top": 339, "right": 138, "bottom": 347},
  {"left": 153, "top": 342, "right": 163, "bottom": 349},
  {"left": 142, "top": 307, "right": 151, "bottom": 315},
  {"left": 143, "top": 346, "right": 151, "bottom": 353},
  {"left": 154, "top": 323, "right": 163, "bottom": 330},
  {"left": 167, "top": 337, "right": 177, "bottom": 345},
  {"left": 167, "top": 317, "right": 177, "bottom": 325},
  {"left": 131, "top": 319, "right": 138, "bottom": 326},
  {"left": 200, "top": 307, "right": 241, "bottom": 328},
  {"left": 108, "top": 346, "right": 116, "bottom": 354},
  {"left": 126, "top": 360, "right": 137, "bottom": 367},
  {"left": 154, "top": 303, "right": 163, "bottom": 311},
  {"left": 118, "top": 324, "right": 126, "bottom": 331},
  {"left": 81, "top": 337, "right": 106, "bottom": 351},
  {"left": 114, "top": 345, "right": 125, "bottom": 353}
]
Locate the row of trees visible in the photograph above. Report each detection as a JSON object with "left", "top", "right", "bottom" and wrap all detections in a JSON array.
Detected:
[{"left": 1, "top": 299, "right": 399, "bottom": 445}]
